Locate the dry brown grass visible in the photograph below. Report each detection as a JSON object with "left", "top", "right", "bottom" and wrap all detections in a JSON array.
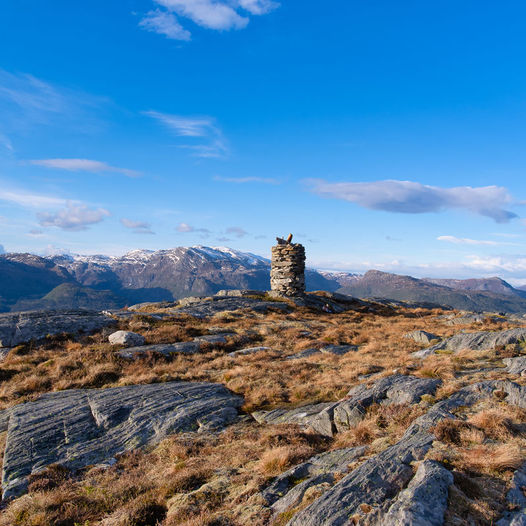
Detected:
[
  {"left": 0, "top": 423, "right": 325, "bottom": 526},
  {"left": 0, "top": 301, "right": 523, "bottom": 525},
  {"left": 0, "top": 304, "right": 458, "bottom": 413}
]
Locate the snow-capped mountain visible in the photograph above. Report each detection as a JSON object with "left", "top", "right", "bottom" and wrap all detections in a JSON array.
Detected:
[{"left": 3, "top": 247, "right": 526, "bottom": 313}]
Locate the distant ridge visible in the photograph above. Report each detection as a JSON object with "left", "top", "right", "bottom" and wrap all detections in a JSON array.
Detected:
[
  {"left": 337, "top": 270, "right": 526, "bottom": 313},
  {"left": 1, "top": 247, "right": 526, "bottom": 313}
]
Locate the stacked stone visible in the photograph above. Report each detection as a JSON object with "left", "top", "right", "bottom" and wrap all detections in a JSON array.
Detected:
[{"left": 270, "top": 243, "right": 306, "bottom": 296}]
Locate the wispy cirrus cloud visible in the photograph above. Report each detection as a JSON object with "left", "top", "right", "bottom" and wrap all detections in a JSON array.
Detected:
[
  {"left": 30, "top": 158, "right": 140, "bottom": 177},
  {"left": 0, "top": 133, "right": 13, "bottom": 152},
  {"left": 121, "top": 218, "right": 155, "bottom": 235},
  {"left": 38, "top": 203, "right": 110, "bottom": 231},
  {"left": 140, "top": 0, "right": 279, "bottom": 40},
  {"left": 0, "top": 69, "right": 105, "bottom": 133},
  {"left": 146, "top": 111, "right": 228, "bottom": 158},
  {"left": 214, "top": 175, "right": 280, "bottom": 184},
  {"left": 437, "top": 235, "right": 515, "bottom": 246},
  {"left": 0, "top": 188, "right": 67, "bottom": 209},
  {"left": 307, "top": 179, "right": 518, "bottom": 223}
]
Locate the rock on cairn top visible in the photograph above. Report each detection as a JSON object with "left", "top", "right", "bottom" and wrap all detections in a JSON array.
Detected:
[{"left": 270, "top": 234, "right": 306, "bottom": 297}]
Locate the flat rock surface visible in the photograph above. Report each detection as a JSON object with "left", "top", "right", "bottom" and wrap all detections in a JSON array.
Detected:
[
  {"left": 193, "top": 334, "right": 230, "bottom": 344},
  {"left": 1, "top": 381, "right": 242, "bottom": 499},
  {"left": 116, "top": 341, "right": 201, "bottom": 358},
  {"left": 0, "top": 310, "right": 114, "bottom": 348},
  {"left": 176, "top": 297, "right": 290, "bottom": 318},
  {"left": 228, "top": 346, "right": 271, "bottom": 357},
  {"left": 320, "top": 344, "right": 358, "bottom": 355},
  {"left": 414, "top": 327, "right": 526, "bottom": 358}
]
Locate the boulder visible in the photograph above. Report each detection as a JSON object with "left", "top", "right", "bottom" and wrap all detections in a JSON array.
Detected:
[
  {"left": 404, "top": 330, "right": 440, "bottom": 345},
  {"left": 108, "top": 330, "right": 145, "bottom": 347},
  {"left": 252, "top": 402, "right": 337, "bottom": 437},
  {"left": 0, "top": 310, "right": 114, "bottom": 348},
  {"left": 1, "top": 381, "right": 242, "bottom": 499}
]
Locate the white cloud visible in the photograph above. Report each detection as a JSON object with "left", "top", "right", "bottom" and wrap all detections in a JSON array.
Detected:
[
  {"left": 214, "top": 175, "right": 279, "bottom": 184},
  {"left": 38, "top": 203, "right": 110, "bottom": 231},
  {"left": 146, "top": 111, "right": 228, "bottom": 158},
  {"left": 139, "top": 9, "right": 191, "bottom": 40},
  {"left": 311, "top": 253, "right": 526, "bottom": 282},
  {"left": 154, "top": 0, "right": 248, "bottom": 30},
  {"left": 120, "top": 218, "right": 155, "bottom": 235},
  {"left": 437, "top": 236, "right": 509, "bottom": 246},
  {"left": 307, "top": 179, "right": 518, "bottom": 223},
  {"left": 463, "top": 254, "right": 526, "bottom": 274},
  {"left": 176, "top": 222, "right": 211, "bottom": 234},
  {"left": 30, "top": 158, "right": 140, "bottom": 177},
  {"left": 0, "top": 188, "right": 66, "bottom": 209},
  {"left": 238, "top": 0, "right": 279, "bottom": 15},
  {"left": 0, "top": 244, "right": 4, "bottom": 254},
  {"left": 226, "top": 226, "right": 248, "bottom": 238},
  {"left": 140, "top": 0, "right": 279, "bottom": 40}
]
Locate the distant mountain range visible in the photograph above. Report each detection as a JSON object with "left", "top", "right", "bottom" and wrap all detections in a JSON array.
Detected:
[{"left": 1, "top": 246, "right": 526, "bottom": 313}]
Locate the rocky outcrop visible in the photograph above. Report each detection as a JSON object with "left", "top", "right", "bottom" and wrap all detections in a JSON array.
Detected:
[
  {"left": 262, "top": 446, "right": 368, "bottom": 516},
  {"left": 278, "top": 380, "right": 526, "bottom": 525},
  {"left": 504, "top": 357, "right": 526, "bottom": 376},
  {"left": 177, "top": 297, "right": 290, "bottom": 318},
  {"left": 413, "top": 328, "right": 526, "bottom": 358},
  {"left": 253, "top": 375, "right": 441, "bottom": 437},
  {"left": 0, "top": 310, "right": 114, "bottom": 348},
  {"left": 378, "top": 460, "right": 453, "bottom": 526},
  {"left": 108, "top": 330, "right": 145, "bottom": 347},
  {"left": 0, "top": 381, "right": 242, "bottom": 499},
  {"left": 497, "top": 462, "right": 526, "bottom": 525}
]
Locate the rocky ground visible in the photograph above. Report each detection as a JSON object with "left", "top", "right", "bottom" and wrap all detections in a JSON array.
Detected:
[{"left": 0, "top": 291, "right": 525, "bottom": 525}]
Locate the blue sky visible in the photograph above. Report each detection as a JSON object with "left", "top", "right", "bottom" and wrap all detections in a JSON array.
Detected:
[{"left": 2, "top": 1, "right": 526, "bottom": 283}]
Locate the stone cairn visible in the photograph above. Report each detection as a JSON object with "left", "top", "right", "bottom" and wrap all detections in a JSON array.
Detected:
[{"left": 270, "top": 234, "right": 306, "bottom": 296}]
